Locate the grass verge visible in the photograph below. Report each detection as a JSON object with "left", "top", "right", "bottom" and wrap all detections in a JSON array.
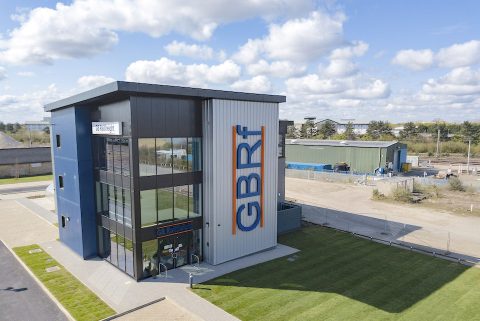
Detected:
[
  {"left": 0, "top": 174, "right": 53, "bottom": 185},
  {"left": 13, "top": 244, "right": 115, "bottom": 321},
  {"left": 193, "top": 226, "right": 480, "bottom": 321}
]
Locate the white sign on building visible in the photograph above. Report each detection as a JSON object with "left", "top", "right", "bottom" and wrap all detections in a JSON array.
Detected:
[{"left": 91, "top": 122, "right": 122, "bottom": 135}]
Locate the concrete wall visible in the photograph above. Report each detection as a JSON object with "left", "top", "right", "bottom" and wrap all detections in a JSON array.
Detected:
[
  {"left": 203, "top": 99, "right": 278, "bottom": 265},
  {"left": 0, "top": 162, "right": 51, "bottom": 178},
  {"left": 277, "top": 203, "right": 302, "bottom": 235}
]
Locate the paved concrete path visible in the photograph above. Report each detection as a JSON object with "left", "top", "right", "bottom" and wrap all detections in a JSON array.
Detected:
[
  {"left": 0, "top": 241, "right": 68, "bottom": 321},
  {"left": 115, "top": 299, "right": 202, "bottom": 321},
  {"left": 42, "top": 239, "right": 298, "bottom": 320},
  {"left": 0, "top": 199, "right": 58, "bottom": 248},
  {"left": 16, "top": 197, "right": 57, "bottom": 224}
]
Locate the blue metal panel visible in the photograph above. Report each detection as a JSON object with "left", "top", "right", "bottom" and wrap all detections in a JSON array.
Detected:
[
  {"left": 400, "top": 148, "right": 408, "bottom": 165},
  {"left": 52, "top": 107, "right": 96, "bottom": 259}
]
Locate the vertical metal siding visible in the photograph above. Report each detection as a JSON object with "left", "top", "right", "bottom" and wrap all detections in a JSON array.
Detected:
[{"left": 203, "top": 99, "right": 278, "bottom": 265}]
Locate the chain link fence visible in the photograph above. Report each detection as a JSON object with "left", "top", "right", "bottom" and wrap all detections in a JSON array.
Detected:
[{"left": 300, "top": 203, "right": 480, "bottom": 266}]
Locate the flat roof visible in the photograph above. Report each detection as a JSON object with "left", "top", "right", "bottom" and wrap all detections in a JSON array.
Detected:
[
  {"left": 45, "top": 81, "right": 286, "bottom": 112},
  {"left": 286, "top": 139, "right": 400, "bottom": 148}
]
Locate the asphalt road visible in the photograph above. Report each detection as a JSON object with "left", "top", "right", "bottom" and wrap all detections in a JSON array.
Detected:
[
  {"left": 0, "top": 184, "right": 49, "bottom": 195},
  {"left": 0, "top": 241, "right": 68, "bottom": 321}
]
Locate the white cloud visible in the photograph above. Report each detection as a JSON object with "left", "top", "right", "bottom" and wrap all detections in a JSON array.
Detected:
[
  {"left": 392, "top": 49, "right": 434, "bottom": 71},
  {"left": 330, "top": 41, "right": 369, "bottom": 60},
  {"left": 231, "top": 75, "right": 272, "bottom": 93},
  {"left": 125, "top": 57, "right": 241, "bottom": 87},
  {"left": 246, "top": 60, "right": 306, "bottom": 78},
  {"left": 165, "top": 41, "right": 223, "bottom": 60},
  {"left": 0, "top": 66, "right": 6, "bottom": 80},
  {"left": 17, "top": 71, "right": 35, "bottom": 77},
  {"left": 319, "top": 41, "right": 369, "bottom": 78},
  {"left": 0, "top": 84, "right": 61, "bottom": 123},
  {"left": 344, "top": 79, "right": 390, "bottom": 99},
  {"left": 392, "top": 40, "right": 480, "bottom": 71},
  {"left": 233, "top": 10, "right": 345, "bottom": 64},
  {"left": 232, "top": 39, "right": 264, "bottom": 65},
  {"left": 77, "top": 75, "right": 115, "bottom": 91},
  {"left": 0, "top": 0, "right": 314, "bottom": 65},
  {"left": 323, "top": 59, "right": 357, "bottom": 77},
  {"left": 422, "top": 67, "right": 480, "bottom": 96},
  {"left": 436, "top": 40, "right": 480, "bottom": 68}
]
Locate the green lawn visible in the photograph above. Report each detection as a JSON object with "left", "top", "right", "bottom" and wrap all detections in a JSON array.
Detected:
[
  {"left": 193, "top": 226, "right": 480, "bottom": 321},
  {"left": 0, "top": 174, "right": 52, "bottom": 185},
  {"left": 13, "top": 245, "right": 115, "bottom": 321}
]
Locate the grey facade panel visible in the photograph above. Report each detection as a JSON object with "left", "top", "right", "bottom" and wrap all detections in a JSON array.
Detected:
[{"left": 203, "top": 99, "right": 278, "bottom": 265}]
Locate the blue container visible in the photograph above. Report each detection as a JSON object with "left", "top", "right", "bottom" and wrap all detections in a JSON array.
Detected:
[{"left": 286, "top": 162, "right": 332, "bottom": 172}]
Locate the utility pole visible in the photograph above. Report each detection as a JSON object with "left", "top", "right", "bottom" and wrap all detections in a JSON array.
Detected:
[
  {"left": 467, "top": 138, "right": 471, "bottom": 174},
  {"left": 435, "top": 129, "right": 440, "bottom": 158}
]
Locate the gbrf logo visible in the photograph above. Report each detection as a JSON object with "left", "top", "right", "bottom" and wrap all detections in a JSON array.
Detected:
[{"left": 232, "top": 125, "right": 265, "bottom": 234}]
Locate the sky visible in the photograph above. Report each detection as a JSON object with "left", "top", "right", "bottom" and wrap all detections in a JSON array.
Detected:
[{"left": 0, "top": 0, "right": 479, "bottom": 124}]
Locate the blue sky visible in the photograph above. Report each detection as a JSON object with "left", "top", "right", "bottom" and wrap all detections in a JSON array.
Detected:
[{"left": 0, "top": 0, "right": 479, "bottom": 123}]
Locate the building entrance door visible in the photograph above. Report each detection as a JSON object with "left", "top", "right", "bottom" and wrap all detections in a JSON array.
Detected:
[{"left": 158, "top": 232, "right": 191, "bottom": 271}]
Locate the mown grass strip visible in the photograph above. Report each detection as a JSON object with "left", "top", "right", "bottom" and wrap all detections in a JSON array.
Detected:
[
  {"left": 13, "top": 244, "right": 115, "bottom": 321},
  {"left": 193, "top": 226, "right": 480, "bottom": 321},
  {"left": 0, "top": 174, "right": 53, "bottom": 185}
]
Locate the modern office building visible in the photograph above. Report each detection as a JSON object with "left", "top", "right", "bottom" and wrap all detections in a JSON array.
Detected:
[{"left": 45, "top": 81, "right": 287, "bottom": 280}]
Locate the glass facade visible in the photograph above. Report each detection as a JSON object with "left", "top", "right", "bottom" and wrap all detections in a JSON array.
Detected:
[
  {"left": 138, "top": 137, "right": 202, "bottom": 176},
  {"left": 141, "top": 184, "right": 202, "bottom": 226},
  {"left": 94, "top": 137, "right": 130, "bottom": 175},
  {"left": 94, "top": 135, "right": 134, "bottom": 277},
  {"left": 93, "top": 133, "right": 203, "bottom": 280},
  {"left": 98, "top": 227, "right": 135, "bottom": 277}
]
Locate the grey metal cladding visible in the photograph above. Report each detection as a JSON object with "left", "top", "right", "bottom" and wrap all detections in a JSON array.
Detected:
[
  {"left": 133, "top": 96, "right": 202, "bottom": 138},
  {"left": 45, "top": 81, "right": 286, "bottom": 111}
]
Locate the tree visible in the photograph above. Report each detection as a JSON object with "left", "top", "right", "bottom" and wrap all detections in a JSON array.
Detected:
[
  {"left": 366, "top": 121, "right": 393, "bottom": 139},
  {"left": 5, "top": 123, "right": 14, "bottom": 132},
  {"left": 344, "top": 122, "right": 356, "bottom": 140},
  {"left": 400, "top": 122, "right": 417, "bottom": 139},
  {"left": 317, "top": 120, "right": 337, "bottom": 139},
  {"left": 43, "top": 126, "right": 50, "bottom": 135},
  {"left": 0, "top": 122, "right": 5, "bottom": 132},
  {"left": 461, "top": 121, "right": 480, "bottom": 144},
  {"left": 300, "top": 120, "right": 316, "bottom": 138}
]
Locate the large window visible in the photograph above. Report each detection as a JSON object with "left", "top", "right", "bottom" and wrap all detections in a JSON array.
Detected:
[
  {"left": 138, "top": 138, "right": 156, "bottom": 176},
  {"left": 93, "top": 137, "right": 131, "bottom": 176},
  {"left": 140, "top": 184, "right": 202, "bottom": 227},
  {"left": 138, "top": 137, "right": 202, "bottom": 176},
  {"left": 174, "top": 185, "right": 189, "bottom": 220},
  {"left": 156, "top": 138, "right": 172, "bottom": 175},
  {"left": 142, "top": 240, "right": 158, "bottom": 278},
  {"left": 95, "top": 182, "right": 131, "bottom": 226},
  {"left": 157, "top": 187, "right": 173, "bottom": 222},
  {"left": 188, "top": 184, "right": 202, "bottom": 218},
  {"left": 172, "top": 138, "right": 188, "bottom": 173},
  {"left": 101, "top": 227, "right": 134, "bottom": 277},
  {"left": 140, "top": 189, "right": 157, "bottom": 227}
]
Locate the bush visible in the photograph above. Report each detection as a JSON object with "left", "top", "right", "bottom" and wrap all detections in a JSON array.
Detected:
[
  {"left": 448, "top": 177, "right": 465, "bottom": 192},
  {"left": 391, "top": 187, "right": 414, "bottom": 203},
  {"left": 372, "top": 189, "right": 385, "bottom": 200}
]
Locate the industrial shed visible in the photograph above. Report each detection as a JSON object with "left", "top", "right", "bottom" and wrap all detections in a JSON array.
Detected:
[{"left": 285, "top": 140, "right": 407, "bottom": 174}]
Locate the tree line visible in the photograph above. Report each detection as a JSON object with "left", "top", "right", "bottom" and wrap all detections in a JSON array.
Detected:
[{"left": 287, "top": 120, "right": 480, "bottom": 146}]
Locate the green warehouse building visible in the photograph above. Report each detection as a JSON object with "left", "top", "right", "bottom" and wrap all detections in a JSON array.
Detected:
[{"left": 285, "top": 140, "right": 407, "bottom": 174}]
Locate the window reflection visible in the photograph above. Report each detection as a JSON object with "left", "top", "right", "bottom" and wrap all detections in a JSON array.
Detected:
[
  {"left": 138, "top": 138, "right": 156, "bottom": 176},
  {"left": 156, "top": 138, "right": 172, "bottom": 175},
  {"left": 142, "top": 240, "right": 158, "bottom": 278},
  {"left": 172, "top": 138, "right": 188, "bottom": 173},
  {"left": 174, "top": 185, "right": 189, "bottom": 220},
  {"left": 158, "top": 187, "right": 173, "bottom": 223},
  {"left": 140, "top": 189, "right": 157, "bottom": 227}
]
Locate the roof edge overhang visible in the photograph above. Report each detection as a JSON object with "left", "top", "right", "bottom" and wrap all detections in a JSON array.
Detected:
[{"left": 44, "top": 81, "right": 286, "bottom": 112}]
